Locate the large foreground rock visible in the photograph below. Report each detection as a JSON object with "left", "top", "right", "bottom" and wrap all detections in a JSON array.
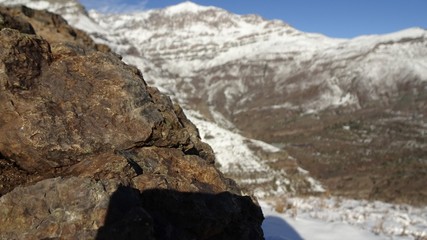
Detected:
[{"left": 0, "top": 6, "right": 264, "bottom": 239}]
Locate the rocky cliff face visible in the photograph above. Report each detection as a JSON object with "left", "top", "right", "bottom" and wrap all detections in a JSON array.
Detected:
[{"left": 0, "top": 6, "right": 264, "bottom": 239}]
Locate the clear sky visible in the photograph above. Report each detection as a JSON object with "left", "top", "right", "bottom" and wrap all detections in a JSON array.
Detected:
[{"left": 79, "top": 0, "right": 427, "bottom": 38}]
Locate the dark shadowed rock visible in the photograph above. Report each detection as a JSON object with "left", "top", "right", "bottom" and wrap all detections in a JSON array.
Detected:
[{"left": 0, "top": 6, "right": 264, "bottom": 239}]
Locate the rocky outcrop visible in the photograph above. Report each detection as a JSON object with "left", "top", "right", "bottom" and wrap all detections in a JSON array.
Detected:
[{"left": 0, "top": 6, "right": 264, "bottom": 239}]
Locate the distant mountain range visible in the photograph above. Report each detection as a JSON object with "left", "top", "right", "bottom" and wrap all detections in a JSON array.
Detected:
[{"left": 1, "top": 0, "right": 426, "bottom": 204}]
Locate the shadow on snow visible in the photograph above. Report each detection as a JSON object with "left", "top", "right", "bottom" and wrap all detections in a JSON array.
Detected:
[{"left": 262, "top": 215, "right": 303, "bottom": 240}]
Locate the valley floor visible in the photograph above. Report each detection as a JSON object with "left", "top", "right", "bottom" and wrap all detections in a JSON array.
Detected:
[{"left": 260, "top": 197, "right": 427, "bottom": 240}]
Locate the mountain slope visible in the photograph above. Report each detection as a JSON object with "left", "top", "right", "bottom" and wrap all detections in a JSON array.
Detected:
[
  {"left": 86, "top": 2, "right": 426, "bottom": 140},
  {"left": 186, "top": 110, "right": 325, "bottom": 198}
]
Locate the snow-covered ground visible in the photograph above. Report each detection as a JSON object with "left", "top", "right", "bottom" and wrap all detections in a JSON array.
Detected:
[
  {"left": 262, "top": 204, "right": 383, "bottom": 240},
  {"left": 185, "top": 110, "right": 270, "bottom": 172},
  {"left": 261, "top": 197, "right": 427, "bottom": 240}
]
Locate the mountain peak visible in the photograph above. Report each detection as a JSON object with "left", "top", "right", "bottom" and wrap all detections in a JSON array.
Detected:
[{"left": 164, "top": 1, "right": 214, "bottom": 15}]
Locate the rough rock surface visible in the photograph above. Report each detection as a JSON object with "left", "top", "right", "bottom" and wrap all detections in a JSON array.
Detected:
[{"left": 0, "top": 6, "right": 264, "bottom": 239}]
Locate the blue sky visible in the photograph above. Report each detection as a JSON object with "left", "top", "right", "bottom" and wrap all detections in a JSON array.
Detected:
[{"left": 79, "top": 0, "right": 427, "bottom": 38}]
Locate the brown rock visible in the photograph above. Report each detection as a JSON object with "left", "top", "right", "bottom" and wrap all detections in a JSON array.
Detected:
[
  {"left": 0, "top": 6, "right": 264, "bottom": 240},
  {"left": 1, "top": 5, "right": 98, "bottom": 47},
  {"left": 0, "top": 177, "right": 112, "bottom": 240}
]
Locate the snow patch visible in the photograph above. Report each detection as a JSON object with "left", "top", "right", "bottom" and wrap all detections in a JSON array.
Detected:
[
  {"left": 163, "top": 1, "right": 214, "bottom": 15},
  {"left": 185, "top": 109, "right": 265, "bottom": 172},
  {"left": 261, "top": 197, "right": 427, "bottom": 240}
]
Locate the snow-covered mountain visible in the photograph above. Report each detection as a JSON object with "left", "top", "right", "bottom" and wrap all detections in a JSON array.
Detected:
[
  {"left": 3, "top": 1, "right": 426, "bottom": 121},
  {"left": 87, "top": 2, "right": 426, "bottom": 118},
  {"left": 1, "top": 0, "right": 426, "bottom": 205}
]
